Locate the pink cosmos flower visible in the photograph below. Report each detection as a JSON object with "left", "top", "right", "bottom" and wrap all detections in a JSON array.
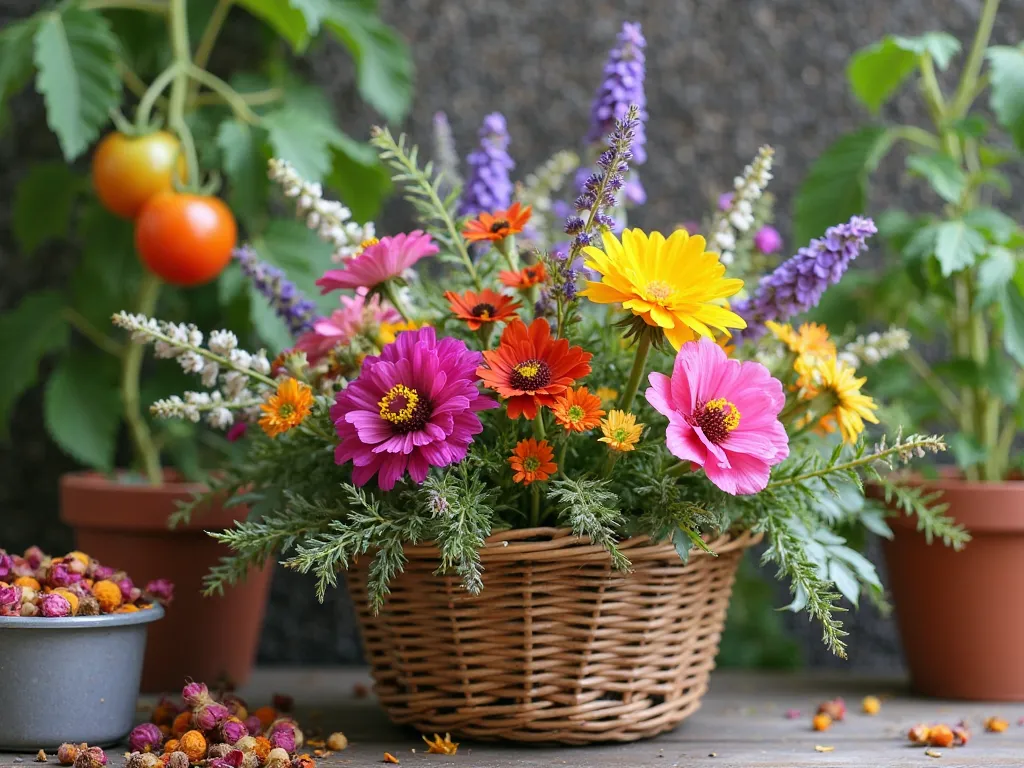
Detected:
[
  {"left": 754, "top": 225, "right": 782, "bottom": 255},
  {"left": 645, "top": 337, "right": 789, "bottom": 495},
  {"left": 293, "top": 289, "right": 400, "bottom": 365},
  {"left": 331, "top": 326, "right": 497, "bottom": 490},
  {"left": 316, "top": 231, "right": 438, "bottom": 293}
]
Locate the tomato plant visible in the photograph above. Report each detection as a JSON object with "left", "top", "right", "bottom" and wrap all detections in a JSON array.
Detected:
[
  {"left": 91, "top": 131, "right": 185, "bottom": 219},
  {"left": 135, "top": 193, "right": 237, "bottom": 287}
]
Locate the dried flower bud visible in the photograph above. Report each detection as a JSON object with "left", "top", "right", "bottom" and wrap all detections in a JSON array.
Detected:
[
  {"left": 221, "top": 694, "right": 248, "bottom": 721},
  {"left": 182, "top": 682, "right": 211, "bottom": 708},
  {"left": 985, "top": 716, "right": 1008, "bottom": 733},
  {"left": 144, "top": 579, "right": 175, "bottom": 604},
  {"left": 56, "top": 744, "right": 80, "bottom": 766},
  {"left": 861, "top": 695, "right": 881, "bottom": 715},
  {"left": 208, "top": 750, "right": 244, "bottom": 768},
  {"left": 291, "top": 755, "right": 315, "bottom": 768},
  {"left": 325, "top": 733, "right": 347, "bottom": 752},
  {"left": 908, "top": 724, "right": 931, "bottom": 745},
  {"left": 171, "top": 712, "right": 193, "bottom": 738},
  {"left": 954, "top": 726, "right": 970, "bottom": 746},
  {"left": 220, "top": 718, "right": 248, "bottom": 745},
  {"left": 232, "top": 738, "right": 256, "bottom": 754},
  {"left": 928, "top": 724, "right": 954, "bottom": 748},
  {"left": 37, "top": 750, "right": 48, "bottom": 763},
  {"left": 206, "top": 745, "right": 232, "bottom": 760},
  {"left": 162, "top": 741, "right": 179, "bottom": 756},
  {"left": 40, "top": 592, "right": 72, "bottom": 617},
  {"left": 265, "top": 749, "right": 289, "bottom": 768},
  {"left": 165, "top": 753, "right": 189, "bottom": 768},
  {"left": 178, "top": 731, "right": 208, "bottom": 762},
  {"left": 239, "top": 754, "right": 259, "bottom": 768},
  {"left": 251, "top": 736, "right": 272, "bottom": 763},
  {"left": 13, "top": 576, "right": 41, "bottom": 591},
  {"left": 252, "top": 707, "right": 277, "bottom": 732},
  {"left": 266, "top": 725, "right": 295, "bottom": 753},
  {"left": 92, "top": 580, "right": 123, "bottom": 613},
  {"left": 193, "top": 702, "right": 230, "bottom": 731},
  {"left": 129, "top": 723, "right": 163, "bottom": 754},
  {"left": 152, "top": 697, "right": 181, "bottom": 727},
  {"left": 73, "top": 747, "right": 106, "bottom": 768},
  {"left": 77, "top": 595, "right": 101, "bottom": 616},
  {"left": 125, "top": 753, "right": 161, "bottom": 768},
  {"left": 243, "top": 717, "right": 262, "bottom": 737},
  {"left": 816, "top": 697, "right": 846, "bottom": 722},
  {"left": 811, "top": 713, "right": 831, "bottom": 731}
]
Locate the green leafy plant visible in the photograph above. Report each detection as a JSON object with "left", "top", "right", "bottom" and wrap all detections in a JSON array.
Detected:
[
  {"left": 0, "top": 0, "right": 412, "bottom": 481},
  {"left": 795, "top": 0, "right": 1023, "bottom": 481}
]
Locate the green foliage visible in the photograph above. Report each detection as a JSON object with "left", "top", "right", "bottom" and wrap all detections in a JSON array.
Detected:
[
  {"left": 933, "top": 220, "right": 987, "bottom": 276},
  {"left": 906, "top": 153, "right": 966, "bottom": 204},
  {"left": 0, "top": 292, "right": 69, "bottom": 439},
  {"left": 32, "top": 8, "right": 122, "bottom": 160},
  {"left": 43, "top": 352, "right": 121, "bottom": 471},
  {"left": 1000, "top": 280, "right": 1024, "bottom": 368},
  {"left": 792, "top": 126, "right": 893, "bottom": 247},
  {"left": 847, "top": 34, "right": 960, "bottom": 113},
  {"left": 0, "top": 18, "right": 38, "bottom": 127},
  {"left": 234, "top": 0, "right": 329, "bottom": 52},
  {"left": 547, "top": 478, "right": 630, "bottom": 570},
  {"left": 987, "top": 45, "right": 1024, "bottom": 151},
  {"left": 12, "top": 162, "right": 82, "bottom": 254},
  {"left": 216, "top": 119, "right": 268, "bottom": 225}
]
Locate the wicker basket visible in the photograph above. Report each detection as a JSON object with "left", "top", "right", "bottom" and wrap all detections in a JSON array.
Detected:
[{"left": 347, "top": 526, "right": 760, "bottom": 744}]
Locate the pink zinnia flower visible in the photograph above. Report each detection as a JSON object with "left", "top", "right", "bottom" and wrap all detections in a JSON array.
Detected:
[
  {"left": 754, "top": 225, "right": 782, "bottom": 255},
  {"left": 316, "top": 231, "right": 438, "bottom": 293},
  {"left": 645, "top": 337, "right": 789, "bottom": 495},
  {"left": 331, "top": 327, "right": 497, "bottom": 490},
  {"left": 293, "top": 289, "right": 400, "bottom": 364}
]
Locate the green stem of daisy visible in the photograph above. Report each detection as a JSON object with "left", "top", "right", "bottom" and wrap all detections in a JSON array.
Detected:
[
  {"left": 497, "top": 235, "right": 520, "bottom": 272},
  {"left": 530, "top": 482, "right": 541, "bottom": 528},
  {"left": 557, "top": 439, "right": 568, "bottom": 478},
  {"left": 381, "top": 280, "right": 414, "bottom": 323},
  {"left": 123, "top": 273, "right": 164, "bottom": 485},
  {"left": 533, "top": 411, "right": 547, "bottom": 440},
  {"left": 666, "top": 461, "right": 690, "bottom": 477},
  {"left": 617, "top": 327, "right": 652, "bottom": 412},
  {"left": 601, "top": 449, "right": 620, "bottom": 478}
]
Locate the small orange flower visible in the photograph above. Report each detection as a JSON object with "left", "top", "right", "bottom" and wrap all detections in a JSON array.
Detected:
[
  {"left": 422, "top": 733, "right": 458, "bottom": 755},
  {"left": 552, "top": 387, "right": 605, "bottom": 432},
  {"left": 445, "top": 289, "right": 521, "bottom": 330},
  {"left": 463, "top": 202, "right": 532, "bottom": 243},
  {"left": 499, "top": 261, "right": 547, "bottom": 290},
  {"left": 259, "top": 378, "right": 314, "bottom": 438},
  {"left": 509, "top": 438, "right": 557, "bottom": 485},
  {"left": 985, "top": 716, "right": 1009, "bottom": 733}
]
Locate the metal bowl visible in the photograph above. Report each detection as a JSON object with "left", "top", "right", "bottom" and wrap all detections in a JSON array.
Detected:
[{"left": 0, "top": 606, "right": 164, "bottom": 751}]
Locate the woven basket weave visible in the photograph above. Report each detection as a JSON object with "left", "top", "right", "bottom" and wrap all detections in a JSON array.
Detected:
[{"left": 347, "top": 526, "right": 760, "bottom": 744}]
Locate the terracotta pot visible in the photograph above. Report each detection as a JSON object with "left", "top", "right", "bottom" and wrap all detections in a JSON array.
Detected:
[
  {"left": 880, "top": 473, "right": 1024, "bottom": 700},
  {"left": 59, "top": 471, "right": 273, "bottom": 694}
]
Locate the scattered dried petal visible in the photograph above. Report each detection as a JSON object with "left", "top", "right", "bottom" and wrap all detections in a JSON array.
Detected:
[
  {"left": 816, "top": 697, "right": 846, "bottom": 722},
  {"left": 353, "top": 683, "right": 369, "bottom": 699},
  {"left": 37, "top": 751, "right": 48, "bottom": 763},
  {"left": 326, "top": 733, "right": 347, "bottom": 752},
  {"left": 861, "top": 695, "right": 881, "bottom": 715},
  {"left": 422, "top": 734, "right": 458, "bottom": 756},
  {"left": 925, "top": 749, "right": 942, "bottom": 758},
  {"left": 908, "top": 724, "right": 932, "bottom": 745},
  {"left": 383, "top": 753, "right": 399, "bottom": 764},
  {"left": 812, "top": 713, "right": 832, "bottom": 731},
  {"left": 814, "top": 745, "right": 834, "bottom": 753},
  {"left": 784, "top": 708, "right": 801, "bottom": 719},
  {"left": 928, "top": 725, "right": 954, "bottom": 748},
  {"left": 985, "top": 716, "right": 1009, "bottom": 733},
  {"left": 953, "top": 727, "right": 970, "bottom": 747}
]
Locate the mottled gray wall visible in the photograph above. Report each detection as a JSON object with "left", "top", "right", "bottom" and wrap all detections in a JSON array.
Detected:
[{"left": 2, "top": 0, "right": 1021, "bottom": 669}]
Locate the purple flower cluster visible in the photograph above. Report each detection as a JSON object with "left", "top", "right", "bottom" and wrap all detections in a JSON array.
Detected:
[
  {"left": 234, "top": 246, "right": 317, "bottom": 337},
  {"left": 458, "top": 112, "right": 514, "bottom": 217},
  {"left": 734, "top": 216, "right": 878, "bottom": 341}
]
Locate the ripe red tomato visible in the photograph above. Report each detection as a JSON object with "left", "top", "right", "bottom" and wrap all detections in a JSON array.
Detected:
[
  {"left": 91, "top": 131, "right": 186, "bottom": 219},
  {"left": 135, "top": 193, "right": 237, "bottom": 287}
]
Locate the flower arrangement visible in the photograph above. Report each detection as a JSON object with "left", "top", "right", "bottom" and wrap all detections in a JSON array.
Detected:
[
  {"left": 794, "top": 0, "right": 1023, "bottom": 482},
  {"left": 0, "top": 547, "right": 172, "bottom": 617},
  {"left": 111, "top": 22, "right": 960, "bottom": 658}
]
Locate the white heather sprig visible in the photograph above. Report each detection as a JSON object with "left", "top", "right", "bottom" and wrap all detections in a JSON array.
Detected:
[
  {"left": 268, "top": 158, "right": 375, "bottom": 263},
  {"left": 711, "top": 145, "right": 774, "bottom": 264},
  {"left": 840, "top": 327, "right": 911, "bottom": 368},
  {"left": 516, "top": 150, "right": 580, "bottom": 250}
]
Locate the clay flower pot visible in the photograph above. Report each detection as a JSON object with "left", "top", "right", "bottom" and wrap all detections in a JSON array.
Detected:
[
  {"left": 881, "top": 473, "right": 1024, "bottom": 700},
  {"left": 59, "top": 471, "right": 273, "bottom": 693}
]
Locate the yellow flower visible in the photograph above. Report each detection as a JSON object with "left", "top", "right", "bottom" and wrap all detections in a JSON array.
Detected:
[
  {"left": 259, "top": 378, "right": 314, "bottom": 437},
  {"left": 795, "top": 355, "right": 879, "bottom": 444},
  {"left": 598, "top": 410, "right": 644, "bottom": 452},
  {"left": 767, "top": 321, "right": 836, "bottom": 358},
  {"left": 377, "top": 320, "right": 426, "bottom": 346},
  {"left": 580, "top": 228, "right": 746, "bottom": 349},
  {"left": 595, "top": 386, "right": 618, "bottom": 406}
]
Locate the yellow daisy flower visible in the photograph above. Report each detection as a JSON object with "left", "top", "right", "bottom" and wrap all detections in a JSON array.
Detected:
[
  {"left": 595, "top": 386, "right": 619, "bottom": 406},
  {"left": 795, "top": 355, "right": 879, "bottom": 444},
  {"left": 598, "top": 410, "right": 644, "bottom": 452},
  {"left": 580, "top": 228, "right": 746, "bottom": 350},
  {"left": 377, "top": 320, "right": 427, "bottom": 346},
  {"left": 767, "top": 321, "right": 836, "bottom": 358},
  {"left": 259, "top": 378, "right": 314, "bottom": 437}
]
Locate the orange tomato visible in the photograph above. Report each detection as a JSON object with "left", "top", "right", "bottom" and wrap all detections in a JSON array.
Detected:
[
  {"left": 91, "top": 131, "right": 186, "bottom": 218},
  {"left": 135, "top": 193, "right": 237, "bottom": 286}
]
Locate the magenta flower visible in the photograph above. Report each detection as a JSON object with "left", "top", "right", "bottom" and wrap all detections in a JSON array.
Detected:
[
  {"left": 754, "top": 225, "right": 782, "bottom": 255},
  {"left": 144, "top": 578, "right": 175, "bottom": 604},
  {"left": 40, "top": 592, "right": 72, "bottom": 617},
  {"left": 316, "top": 231, "right": 438, "bottom": 293},
  {"left": 129, "top": 723, "right": 162, "bottom": 753},
  {"left": 293, "top": 289, "right": 400, "bottom": 365},
  {"left": 0, "top": 550, "right": 11, "bottom": 580},
  {"left": 718, "top": 192, "right": 734, "bottom": 211},
  {"left": 331, "top": 327, "right": 497, "bottom": 490},
  {"left": 645, "top": 338, "right": 789, "bottom": 495},
  {"left": 226, "top": 422, "right": 248, "bottom": 442}
]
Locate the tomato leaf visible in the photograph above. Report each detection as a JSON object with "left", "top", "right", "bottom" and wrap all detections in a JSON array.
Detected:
[
  {"left": 32, "top": 8, "right": 122, "bottom": 160},
  {"left": 0, "top": 17, "right": 38, "bottom": 128},
  {"left": 13, "top": 162, "right": 81, "bottom": 255},
  {"left": 0, "top": 291, "right": 70, "bottom": 439},
  {"left": 235, "top": 0, "right": 330, "bottom": 52},
  {"left": 43, "top": 351, "right": 121, "bottom": 471},
  {"left": 325, "top": 1, "right": 413, "bottom": 123},
  {"left": 71, "top": 203, "right": 141, "bottom": 326},
  {"left": 325, "top": 141, "right": 391, "bottom": 222},
  {"left": 263, "top": 108, "right": 336, "bottom": 182},
  {"left": 793, "top": 126, "right": 894, "bottom": 248},
  {"left": 217, "top": 118, "right": 268, "bottom": 226},
  {"left": 987, "top": 45, "right": 1024, "bottom": 152}
]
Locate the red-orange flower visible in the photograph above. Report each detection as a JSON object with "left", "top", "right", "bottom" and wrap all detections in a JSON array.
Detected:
[
  {"left": 445, "top": 288, "right": 521, "bottom": 330},
  {"left": 463, "top": 202, "right": 532, "bottom": 243},
  {"left": 509, "top": 438, "right": 557, "bottom": 485},
  {"left": 477, "top": 318, "right": 593, "bottom": 419},
  {"left": 551, "top": 387, "right": 605, "bottom": 432},
  {"left": 499, "top": 262, "right": 547, "bottom": 290}
]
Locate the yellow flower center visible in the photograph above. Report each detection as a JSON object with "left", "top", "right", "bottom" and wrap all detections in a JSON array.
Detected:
[
  {"left": 378, "top": 384, "right": 431, "bottom": 433},
  {"left": 510, "top": 359, "right": 551, "bottom": 391},
  {"left": 644, "top": 280, "right": 674, "bottom": 302},
  {"left": 358, "top": 237, "right": 379, "bottom": 252},
  {"left": 694, "top": 398, "right": 741, "bottom": 444},
  {"left": 612, "top": 427, "right": 630, "bottom": 443},
  {"left": 278, "top": 403, "right": 295, "bottom": 418},
  {"left": 566, "top": 405, "right": 586, "bottom": 424},
  {"left": 523, "top": 456, "right": 541, "bottom": 472}
]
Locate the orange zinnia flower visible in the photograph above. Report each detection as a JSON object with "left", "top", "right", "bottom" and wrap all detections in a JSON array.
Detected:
[
  {"left": 551, "top": 386, "right": 605, "bottom": 432},
  {"left": 509, "top": 438, "right": 557, "bottom": 485},
  {"left": 445, "top": 288, "right": 521, "bottom": 330},
  {"left": 463, "top": 202, "right": 532, "bottom": 243},
  {"left": 259, "top": 378, "right": 314, "bottom": 437},
  {"left": 499, "top": 261, "right": 547, "bottom": 289},
  {"left": 477, "top": 318, "right": 593, "bottom": 419}
]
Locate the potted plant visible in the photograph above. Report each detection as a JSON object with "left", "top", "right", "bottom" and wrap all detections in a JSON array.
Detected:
[
  {"left": 795, "top": 0, "right": 1024, "bottom": 699},
  {"left": 0, "top": 0, "right": 411, "bottom": 691},
  {"left": 111, "top": 22, "right": 957, "bottom": 740}
]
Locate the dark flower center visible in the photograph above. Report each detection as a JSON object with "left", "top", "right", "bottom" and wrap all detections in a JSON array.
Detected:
[
  {"left": 510, "top": 359, "right": 551, "bottom": 391},
  {"left": 524, "top": 267, "right": 540, "bottom": 282},
  {"left": 490, "top": 219, "right": 510, "bottom": 234},
  {"left": 690, "top": 398, "right": 741, "bottom": 445},
  {"left": 378, "top": 384, "right": 432, "bottom": 433},
  {"left": 471, "top": 303, "right": 497, "bottom": 320}
]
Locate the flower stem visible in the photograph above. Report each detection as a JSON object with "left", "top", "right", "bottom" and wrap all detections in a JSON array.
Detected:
[
  {"left": 82, "top": 0, "right": 166, "bottom": 11},
  {"left": 191, "top": 0, "right": 232, "bottom": 74},
  {"left": 186, "top": 64, "right": 260, "bottom": 124},
  {"left": 529, "top": 483, "right": 541, "bottom": 528},
  {"left": 950, "top": 0, "right": 1002, "bottom": 117},
  {"left": 666, "top": 461, "right": 690, "bottom": 477},
  {"left": 381, "top": 281, "right": 413, "bottom": 323},
  {"left": 556, "top": 438, "right": 568, "bottom": 477},
  {"left": 765, "top": 438, "right": 944, "bottom": 490},
  {"left": 63, "top": 307, "right": 124, "bottom": 357},
  {"left": 617, "top": 328, "right": 652, "bottom": 411},
  {"left": 600, "top": 450, "right": 620, "bottom": 478},
  {"left": 533, "top": 411, "right": 546, "bottom": 440},
  {"left": 166, "top": 0, "right": 200, "bottom": 186},
  {"left": 122, "top": 274, "right": 163, "bottom": 485},
  {"left": 135, "top": 62, "right": 181, "bottom": 130}
]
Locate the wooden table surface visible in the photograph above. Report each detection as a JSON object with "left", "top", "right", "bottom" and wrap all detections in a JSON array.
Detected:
[{"left": 4, "top": 669, "right": 1024, "bottom": 768}]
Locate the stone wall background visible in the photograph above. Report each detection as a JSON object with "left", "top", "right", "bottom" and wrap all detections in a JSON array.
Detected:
[{"left": 2, "top": 0, "right": 1022, "bottom": 669}]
